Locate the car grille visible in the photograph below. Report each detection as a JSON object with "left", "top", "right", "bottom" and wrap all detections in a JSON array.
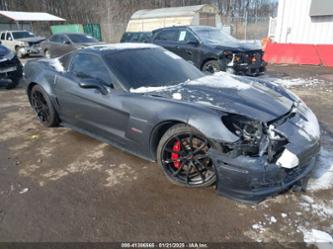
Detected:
[{"left": 233, "top": 52, "right": 262, "bottom": 64}]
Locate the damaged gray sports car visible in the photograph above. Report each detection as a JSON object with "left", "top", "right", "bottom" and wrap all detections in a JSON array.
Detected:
[{"left": 24, "top": 43, "right": 321, "bottom": 202}]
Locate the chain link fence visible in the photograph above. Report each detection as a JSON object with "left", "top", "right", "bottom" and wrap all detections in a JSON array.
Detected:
[{"left": 222, "top": 16, "right": 270, "bottom": 40}]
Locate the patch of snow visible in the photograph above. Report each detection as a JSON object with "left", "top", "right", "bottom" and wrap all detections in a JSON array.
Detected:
[
  {"left": 300, "top": 228, "right": 333, "bottom": 249},
  {"left": 172, "top": 92, "right": 182, "bottom": 100},
  {"left": 196, "top": 101, "right": 215, "bottom": 107},
  {"left": 296, "top": 103, "right": 321, "bottom": 141},
  {"left": 310, "top": 202, "right": 333, "bottom": 219},
  {"left": 281, "top": 213, "right": 288, "bottom": 218},
  {"left": 301, "top": 195, "right": 315, "bottom": 204},
  {"left": 252, "top": 223, "right": 266, "bottom": 233},
  {"left": 270, "top": 216, "right": 277, "bottom": 224},
  {"left": 164, "top": 50, "right": 182, "bottom": 60},
  {"left": 261, "top": 77, "right": 324, "bottom": 88},
  {"left": 187, "top": 71, "right": 251, "bottom": 90},
  {"left": 308, "top": 148, "right": 333, "bottom": 191},
  {"left": 130, "top": 85, "right": 173, "bottom": 93},
  {"left": 49, "top": 58, "right": 65, "bottom": 72},
  {"left": 19, "top": 188, "right": 29, "bottom": 194}
]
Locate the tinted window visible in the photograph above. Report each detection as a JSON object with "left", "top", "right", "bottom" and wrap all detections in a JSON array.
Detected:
[
  {"left": 154, "top": 30, "right": 179, "bottom": 42},
  {"left": 192, "top": 27, "right": 239, "bottom": 45},
  {"left": 178, "top": 30, "right": 198, "bottom": 43},
  {"left": 12, "top": 31, "right": 35, "bottom": 39},
  {"left": 121, "top": 32, "right": 152, "bottom": 43},
  {"left": 103, "top": 48, "right": 203, "bottom": 90},
  {"left": 67, "top": 34, "right": 98, "bottom": 43},
  {"left": 70, "top": 53, "right": 112, "bottom": 85},
  {"left": 49, "top": 35, "right": 59, "bottom": 42},
  {"left": 0, "top": 33, "right": 5, "bottom": 40},
  {"left": 6, "top": 32, "right": 12, "bottom": 40}
]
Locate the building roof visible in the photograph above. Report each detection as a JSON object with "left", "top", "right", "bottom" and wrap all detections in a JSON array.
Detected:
[
  {"left": 0, "top": 11, "right": 65, "bottom": 22},
  {"left": 131, "top": 4, "right": 217, "bottom": 20}
]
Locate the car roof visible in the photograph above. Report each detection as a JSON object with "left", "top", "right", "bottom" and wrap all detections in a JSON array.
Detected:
[
  {"left": 152, "top": 25, "right": 217, "bottom": 33},
  {"left": 51, "top": 32, "right": 87, "bottom": 36},
  {"left": 82, "top": 43, "right": 159, "bottom": 55},
  {"left": 0, "top": 30, "right": 30, "bottom": 33}
]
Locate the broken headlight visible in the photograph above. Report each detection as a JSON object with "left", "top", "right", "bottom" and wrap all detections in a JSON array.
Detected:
[{"left": 222, "top": 114, "right": 263, "bottom": 156}]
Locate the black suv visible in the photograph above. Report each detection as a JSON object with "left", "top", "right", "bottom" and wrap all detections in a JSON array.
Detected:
[{"left": 151, "top": 26, "right": 266, "bottom": 76}]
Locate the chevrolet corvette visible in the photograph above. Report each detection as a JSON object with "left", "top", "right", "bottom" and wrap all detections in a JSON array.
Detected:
[{"left": 24, "top": 43, "right": 320, "bottom": 202}]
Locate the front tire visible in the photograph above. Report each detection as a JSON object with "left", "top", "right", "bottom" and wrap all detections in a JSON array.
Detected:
[
  {"left": 202, "top": 60, "right": 221, "bottom": 74},
  {"left": 157, "top": 124, "right": 219, "bottom": 188},
  {"left": 29, "top": 85, "right": 59, "bottom": 127}
]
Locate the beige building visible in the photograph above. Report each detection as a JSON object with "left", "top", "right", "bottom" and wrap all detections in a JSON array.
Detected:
[{"left": 126, "top": 4, "right": 222, "bottom": 32}]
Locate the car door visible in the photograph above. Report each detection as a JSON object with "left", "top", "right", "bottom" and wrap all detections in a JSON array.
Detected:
[
  {"left": 152, "top": 29, "right": 179, "bottom": 55},
  {"left": 54, "top": 52, "right": 129, "bottom": 144},
  {"left": 4, "top": 32, "right": 14, "bottom": 51},
  {"left": 174, "top": 29, "right": 202, "bottom": 67},
  {"left": 59, "top": 35, "right": 75, "bottom": 55}
]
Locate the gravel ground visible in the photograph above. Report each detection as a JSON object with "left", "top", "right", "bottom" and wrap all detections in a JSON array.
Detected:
[{"left": 0, "top": 62, "right": 333, "bottom": 246}]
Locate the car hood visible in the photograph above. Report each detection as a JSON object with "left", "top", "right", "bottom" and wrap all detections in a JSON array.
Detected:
[
  {"left": 209, "top": 41, "right": 262, "bottom": 52},
  {"left": 134, "top": 72, "right": 294, "bottom": 122},
  {"left": 74, "top": 42, "right": 103, "bottom": 47},
  {"left": 17, "top": 37, "right": 46, "bottom": 43}
]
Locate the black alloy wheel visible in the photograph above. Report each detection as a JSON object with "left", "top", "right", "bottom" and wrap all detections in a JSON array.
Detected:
[
  {"left": 158, "top": 124, "right": 217, "bottom": 187},
  {"left": 30, "top": 85, "right": 59, "bottom": 127}
]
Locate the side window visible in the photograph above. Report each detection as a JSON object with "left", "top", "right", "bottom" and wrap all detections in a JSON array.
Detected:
[
  {"left": 178, "top": 30, "right": 198, "bottom": 43},
  {"left": 49, "top": 35, "right": 59, "bottom": 42},
  {"left": 0, "top": 33, "right": 5, "bottom": 40},
  {"left": 70, "top": 53, "right": 112, "bottom": 86},
  {"left": 6, "top": 32, "right": 12, "bottom": 40},
  {"left": 154, "top": 30, "right": 179, "bottom": 42},
  {"left": 59, "top": 35, "right": 70, "bottom": 44}
]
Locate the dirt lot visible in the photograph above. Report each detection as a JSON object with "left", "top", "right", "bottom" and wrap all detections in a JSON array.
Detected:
[{"left": 0, "top": 63, "right": 333, "bottom": 244}]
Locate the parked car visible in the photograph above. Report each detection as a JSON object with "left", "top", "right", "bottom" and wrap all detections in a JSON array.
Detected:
[
  {"left": 0, "top": 30, "right": 45, "bottom": 58},
  {"left": 152, "top": 26, "right": 266, "bottom": 76},
  {"left": 24, "top": 43, "right": 320, "bottom": 202},
  {"left": 41, "top": 33, "right": 101, "bottom": 58},
  {"left": 120, "top": 32, "right": 153, "bottom": 43},
  {"left": 0, "top": 44, "right": 23, "bottom": 89}
]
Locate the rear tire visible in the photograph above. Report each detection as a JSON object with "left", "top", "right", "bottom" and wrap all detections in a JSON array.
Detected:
[
  {"left": 157, "top": 124, "right": 220, "bottom": 188},
  {"left": 29, "top": 85, "right": 59, "bottom": 127}
]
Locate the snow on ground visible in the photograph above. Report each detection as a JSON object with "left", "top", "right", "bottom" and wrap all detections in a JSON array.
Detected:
[
  {"left": 259, "top": 76, "right": 326, "bottom": 88},
  {"left": 308, "top": 147, "right": 333, "bottom": 191},
  {"left": 299, "top": 228, "right": 333, "bottom": 249}
]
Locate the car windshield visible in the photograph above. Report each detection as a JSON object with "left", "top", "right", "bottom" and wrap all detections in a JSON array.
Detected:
[
  {"left": 12, "top": 31, "right": 35, "bottom": 39},
  {"left": 104, "top": 47, "right": 204, "bottom": 90},
  {"left": 67, "top": 34, "right": 98, "bottom": 43},
  {"left": 193, "top": 28, "right": 239, "bottom": 45}
]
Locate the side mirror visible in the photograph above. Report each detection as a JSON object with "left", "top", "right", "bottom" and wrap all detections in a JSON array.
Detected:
[
  {"left": 64, "top": 40, "right": 71, "bottom": 45},
  {"left": 79, "top": 78, "right": 108, "bottom": 95}
]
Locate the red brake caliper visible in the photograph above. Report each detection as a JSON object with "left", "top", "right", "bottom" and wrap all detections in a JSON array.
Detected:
[{"left": 171, "top": 141, "right": 181, "bottom": 169}]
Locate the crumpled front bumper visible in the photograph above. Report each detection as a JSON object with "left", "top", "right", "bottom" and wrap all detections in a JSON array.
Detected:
[{"left": 210, "top": 102, "right": 321, "bottom": 203}]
